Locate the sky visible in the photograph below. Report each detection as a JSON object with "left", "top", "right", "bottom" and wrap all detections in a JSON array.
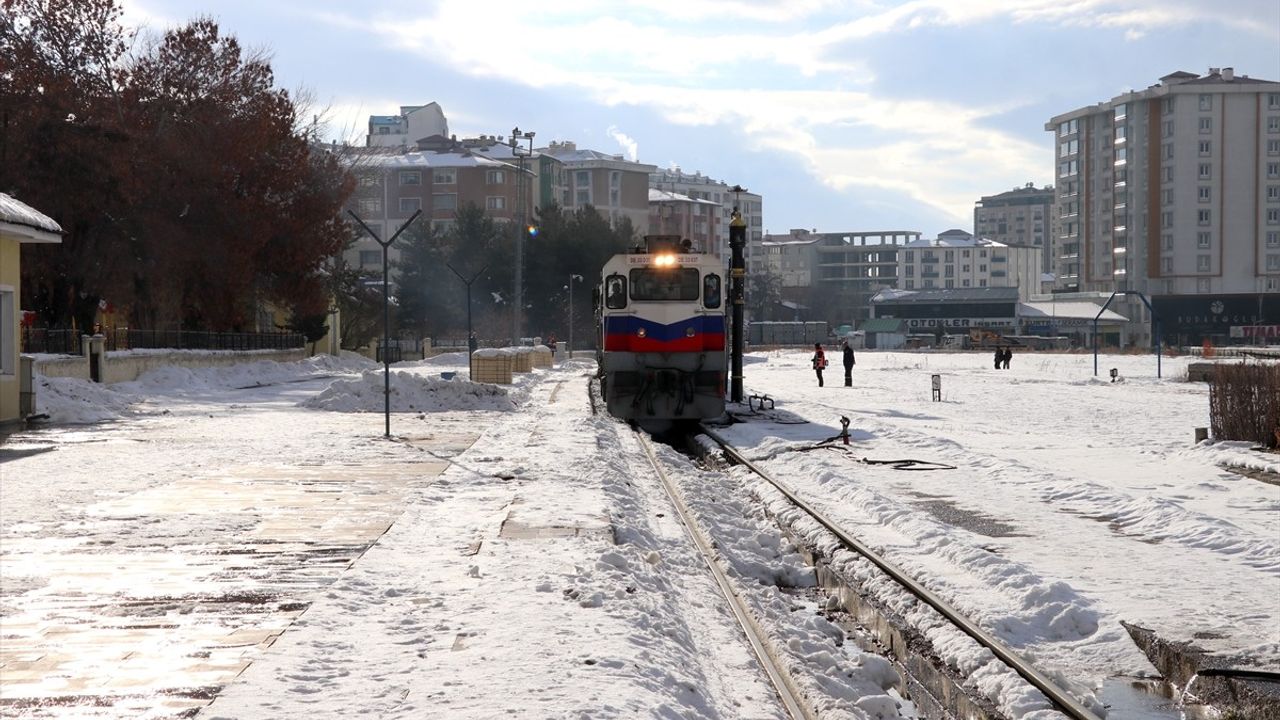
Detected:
[
  {"left": 9, "top": 348, "right": 1277, "bottom": 717},
  {"left": 118, "top": 0, "right": 1280, "bottom": 237}
]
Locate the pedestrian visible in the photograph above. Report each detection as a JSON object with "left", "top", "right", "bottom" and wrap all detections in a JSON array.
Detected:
[
  {"left": 547, "top": 332, "right": 557, "bottom": 357},
  {"left": 1002, "top": 346, "right": 1012, "bottom": 370},
  {"left": 468, "top": 333, "right": 478, "bottom": 354},
  {"left": 993, "top": 345, "right": 1002, "bottom": 370},
  {"left": 842, "top": 340, "right": 855, "bottom": 386},
  {"left": 812, "top": 342, "right": 827, "bottom": 387}
]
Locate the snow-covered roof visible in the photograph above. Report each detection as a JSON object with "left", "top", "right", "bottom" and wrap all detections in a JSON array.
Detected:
[
  {"left": 366, "top": 151, "right": 511, "bottom": 169},
  {"left": 0, "top": 193, "right": 63, "bottom": 243},
  {"left": 648, "top": 188, "right": 719, "bottom": 206},
  {"left": 904, "top": 234, "right": 1005, "bottom": 249},
  {"left": 1020, "top": 301, "right": 1129, "bottom": 322}
]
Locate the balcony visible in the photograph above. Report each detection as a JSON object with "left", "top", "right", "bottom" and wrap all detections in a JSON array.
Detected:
[{"left": 920, "top": 271, "right": 940, "bottom": 278}]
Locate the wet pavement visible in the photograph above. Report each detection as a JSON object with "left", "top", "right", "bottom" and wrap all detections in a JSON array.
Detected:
[{"left": 1, "top": 436, "right": 473, "bottom": 718}]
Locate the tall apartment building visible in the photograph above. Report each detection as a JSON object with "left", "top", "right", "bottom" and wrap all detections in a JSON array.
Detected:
[
  {"left": 343, "top": 150, "right": 526, "bottom": 272},
  {"left": 974, "top": 183, "right": 1054, "bottom": 274},
  {"left": 541, "top": 142, "right": 655, "bottom": 237},
  {"left": 649, "top": 168, "right": 763, "bottom": 260},
  {"left": 1045, "top": 68, "right": 1280, "bottom": 343},
  {"left": 367, "top": 103, "right": 449, "bottom": 149},
  {"left": 899, "top": 230, "right": 1042, "bottom": 301}
]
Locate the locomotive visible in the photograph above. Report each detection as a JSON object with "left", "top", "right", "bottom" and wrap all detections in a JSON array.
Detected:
[{"left": 595, "top": 235, "right": 727, "bottom": 428}]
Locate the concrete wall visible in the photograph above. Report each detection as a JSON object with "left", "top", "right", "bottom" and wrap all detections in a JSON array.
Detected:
[{"left": 34, "top": 348, "right": 307, "bottom": 384}]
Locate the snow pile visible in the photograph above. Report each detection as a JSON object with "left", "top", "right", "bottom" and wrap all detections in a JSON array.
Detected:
[
  {"left": 300, "top": 370, "right": 515, "bottom": 413},
  {"left": 33, "top": 375, "right": 137, "bottom": 424},
  {"left": 118, "top": 352, "right": 373, "bottom": 395}
]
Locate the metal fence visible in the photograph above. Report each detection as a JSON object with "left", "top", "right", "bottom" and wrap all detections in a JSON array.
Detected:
[{"left": 21, "top": 328, "right": 305, "bottom": 355}]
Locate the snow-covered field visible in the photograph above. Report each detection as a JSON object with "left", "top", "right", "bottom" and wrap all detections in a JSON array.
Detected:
[{"left": 2, "top": 348, "right": 1275, "bottom": 719}]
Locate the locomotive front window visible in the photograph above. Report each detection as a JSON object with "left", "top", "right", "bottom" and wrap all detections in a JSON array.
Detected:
[
  {"left": 703, "top": 273, "right": 722, "bottom": 308},
  {"left": 629, "top": 267, "right": 700, "bottom": 301},
  {"left": 605, "top": 275, "right": 628, "bottom": 309}
]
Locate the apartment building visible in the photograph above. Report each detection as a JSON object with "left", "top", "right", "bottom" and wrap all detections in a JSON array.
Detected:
[
  {"left": 899, "top": 230, "right": 1042, "bottom": 301},
  {"left": 1045, "top": 67, "right": 1280, "bottom": 343},
  {"left": 367, "top": 103, "right": 449, "bottom": 149},
  {"left": 648, "top": 189, "right": 721, "bottom": 253},
  {"left": 462, "top": 136, "right": 566, "bottom": 220},
  {"left": 649, "top": 168, "right": 763, "bottom": 260},
  {"left": 542, "top": 142, "right": 656, "bottom": 237},
  {"left": 974, "top": 183, "right": 1054, "bottom": 274},
  {"left": 343, "top": 150, "right": 525, "bottom": 272}
]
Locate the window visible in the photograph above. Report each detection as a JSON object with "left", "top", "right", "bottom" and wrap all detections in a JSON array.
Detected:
[
  {"left": 979, "top": 279, "right": 988, "bottom": 287},
  {"left": 1162, "top": 120, "right": 1174, "bottom": 138},
  {"left": 1269, "top": 140, "right": 1280, "bottom": 156},
  {"left": 485, "top": 170, "right": 505, "bottom": 184},
  {"left": 433, "top": 168, "right": 456, "bottom": 184},
  {"left": 1163, "top": 167, "right": 1174, "bottom": 183},
  {"left": 575, "top": 170, "right": 590, "bottom": 186},
  {"left": 962, "top": 249, "right": 971, "bottom": 258},
  {"left": 1162, "top": 211, "right": 1174, "bottom": 228},
  {"left": 357, "top": 198, "right": 382, "bottom": 213},
  {"left": 962, "top": 279, "right": 971, "bottom": 287},
  {"left": 1197, "top": 278, "right": 1211, "bottom": 293},
  {"left": 1270, "top": 94, "right": 1280, "bottom": 109},
  {"left": 904, "top": 280, "right": 914, "bottom": 289},
  {"left": 904, "top": 250, "right": 914, "bottom": 262},
  {"left": 1198, "top": 186, "right": 1211, "bottom": 202},
  {"left": 1270, "top": 116, "right": 1280, "bottom": 133},
  {"left": 609, "top": 189, "right": 620, "bottom": 206},
  {"left": 1197, "top": 231, "right": 1211, "bottom": 248},
  {"left": 575, "top": 189, "right": 590, "bottom": 205},
  {"left": 1269, "top": 186, "right": 1280, "bottom": 203},
  {"left": 359, "top": 250, "right": 380, "bottom": 268},
  {"left": 1197, "top": 255, "right": 1211, "bottom": 271},
  {"left": 1198, "top": 209, "right": 1211, "bottom": 225},
  {"left": 1163, "top": 97, "right": 1175, "bottom": 114},
  {"left": 1268, "top": 162, "right": 1279, "bottom": 179},
  {"left": 904, "top": 266, "right": 914, "bottom": 277},
  {"left": 962, "top": 265, "right": 970, "bottom": 272},
  {"left": 1268, "top": 231, "right": 1280, "bottom": 248},
  {"left": 1058, "top": 119, "right": 1078, "bottom": 136},
  {"left": 432, "top": 193, "right": 457, "bottom": 211},
  {"left": 1199, "top": 117, "right": 1212, "bottom": 133},
  {"left": 1161, "top": 257, "right": 1172, "bottom": 273},
  {"left": 1163, "top": 189, "right": 1175, "bottom": 205},
  {"left": 703, "top": 274, "right": 722, "bottom": 309},
  {"left": 610, "top": 171, "right": 621, "bottom": 188},
  {"left": 979, "top": 264, "right": 987, "bottom": 272},
  {"left": 1198, "top": 140, "right": 1211, "bottom": 156},
  {"left": 1270, "top": 208, "right": 1280, "bottom": 225},
  {"left": 604, "top": 275, "right": 627, "bottom": 309},
  {"left": 398, "top": 197, "right": 421, "bottom": 213},
  {"left": 1198, "top": 163, "right": 1212, "bottom": 179},
  {"left": 1114, "top": 103, "right": 1127, "bottom": 120},
  {"left": 0, "top": 287, "right": 13, "bottom": 375},
  {"left": 1269, "top": 255, "right": 1280, "bottom": 271},
  {"left": 485, "top": 196, "right": 506, "bottom": 210},
  {"left": 358, "top": 174, "right": 378, "bottom": 187},
  {"left": 945, "top": 280, "right": 955, "bottom": 288},
  {"left": 629, "top": 268, "right": 699, "bottom": 301},
  {"left": 1198, "top": 94, "right": 1212, "bottom": 111},
  {"left": 400, "top": 171, "right": 421, "bottom": 186},
  {"left": 945, "top": 250, "right": 954, "bottom": 261}
]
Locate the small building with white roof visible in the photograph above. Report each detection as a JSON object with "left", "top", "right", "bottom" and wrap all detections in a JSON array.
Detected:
[{"left": 1, "top": 193, "right": 62, "bottom": 428}]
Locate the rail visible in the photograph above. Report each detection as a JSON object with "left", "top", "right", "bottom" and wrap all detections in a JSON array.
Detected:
[
  {"left": 632, "top": 429, "right": 815, "bottom": 720},
  {"left": 700, "top": 426, "right": 1102, "bottom": 720}
]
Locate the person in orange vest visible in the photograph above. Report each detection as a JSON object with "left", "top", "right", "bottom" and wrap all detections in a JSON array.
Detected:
[{"left": 812, "top": 342, "right": 827, "bottom": 387}]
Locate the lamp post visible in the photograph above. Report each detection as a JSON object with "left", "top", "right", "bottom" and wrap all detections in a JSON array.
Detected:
[
  {"left": 448, "top": 261, "right": 488, "bottom": 361},
  {"left": 346, "top": 208, "right": 421, "bottom": 438},
  {"left": 509, "top": 126, "right": 536, "bottom": 342},
  {"left": 566, "top": 273, "right": 583, "bottom": 358}
]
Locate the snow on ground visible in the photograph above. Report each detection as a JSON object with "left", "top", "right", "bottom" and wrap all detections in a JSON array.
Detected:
[
  {"left": 4, "top": 348, "right": 1277, "bottom": 719},
  {"left": 717, "top": 349, "right": 1280, "bottom": 706}
]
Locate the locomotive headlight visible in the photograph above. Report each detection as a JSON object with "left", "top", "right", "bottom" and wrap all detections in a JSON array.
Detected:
[
  {"left": 653, "top": 254, "right": 677, "bottom": 267},
  {"left": 637, "top": 327, "right": 647, "bottom": 337},
  {"left": 686, "top": 327, "right": 695, "bottom": 337}
]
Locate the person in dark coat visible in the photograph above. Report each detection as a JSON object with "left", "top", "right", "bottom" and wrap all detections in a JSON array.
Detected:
[
  {"left": 842, "top": 340, "right": 855, "bottom": 386},
  {"left": 1001, "top": 346, "right": 1012, "bottom": 369},
  {"left": 812, "top": 342, "right": 827, "bottom": 387},
  {"left": 993, "top": 346, "right": 1003, "bottom": 370}
]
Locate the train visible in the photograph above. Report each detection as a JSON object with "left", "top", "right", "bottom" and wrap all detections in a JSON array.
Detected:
[{"left": 595, "top": 235, "right": 727, "bottom": 428}]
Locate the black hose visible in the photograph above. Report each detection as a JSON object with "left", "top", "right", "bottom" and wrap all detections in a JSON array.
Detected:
[{"left": 1197, "top": 668, "right": 1280, "bottom": 683}]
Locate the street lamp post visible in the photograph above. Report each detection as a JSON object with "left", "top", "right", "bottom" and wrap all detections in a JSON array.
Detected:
[
  {"left": 448, "top": 262, "right": 488, "bottom": 363},
  {"left": 510, "top": 127, "right": 536, "bottom": 342},
  {"left": 346, "top": 208, "right": 421, "bottom": 438},
  {"left": 566, "top": 273, "right": 583, "bottom": 358}
]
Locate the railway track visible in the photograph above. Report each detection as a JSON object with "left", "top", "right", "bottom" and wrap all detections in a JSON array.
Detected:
[{"left": 697, "top": 423, "right": 1102, "bottom": 720}]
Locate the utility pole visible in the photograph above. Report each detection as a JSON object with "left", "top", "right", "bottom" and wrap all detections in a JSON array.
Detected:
[
  {"left": 728, "top": 185, "right": 747, "bottom": 403},
  {"left": 347, "top": 209, "right": 421, "bottom": 437},
  {"left": 448, "top": 262, "right": 487, "bottom": 361}
]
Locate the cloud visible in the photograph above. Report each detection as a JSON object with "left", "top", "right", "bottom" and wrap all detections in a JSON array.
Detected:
[{"left": 607, "top": 126, "right": 639, "bottom": 162}]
